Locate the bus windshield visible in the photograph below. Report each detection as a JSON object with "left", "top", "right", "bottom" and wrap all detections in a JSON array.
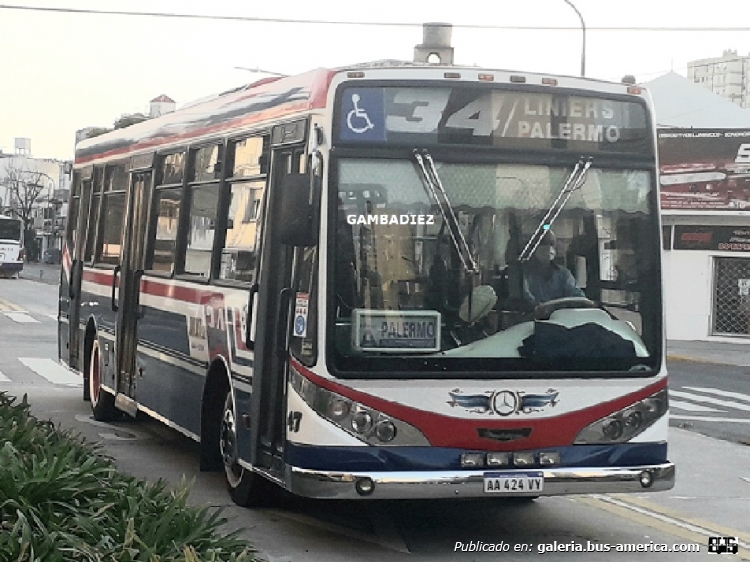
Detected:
[
  {"left": 331, "top": 157, "right": 660, "bottom": 374},
  {"left": 0, "top": 218, "right": 22, "bottom": 241}
]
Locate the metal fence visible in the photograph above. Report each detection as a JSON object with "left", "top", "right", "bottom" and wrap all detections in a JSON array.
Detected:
[{"left": 712, "top": 257, "right": 750, "bottom": 336}]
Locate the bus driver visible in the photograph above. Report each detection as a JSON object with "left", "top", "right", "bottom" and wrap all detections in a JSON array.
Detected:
[{"left": 523, "top": 230, "right": 584, "bottom": 305}]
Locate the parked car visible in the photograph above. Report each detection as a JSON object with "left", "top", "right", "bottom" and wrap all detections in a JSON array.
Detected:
[{"left": 42, "top": 248, "right": 61, "bottom": 264}]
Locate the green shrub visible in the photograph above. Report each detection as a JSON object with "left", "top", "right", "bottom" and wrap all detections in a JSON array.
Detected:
[{"left": 0, "top": 392, "right": 260, "bottom": 562}]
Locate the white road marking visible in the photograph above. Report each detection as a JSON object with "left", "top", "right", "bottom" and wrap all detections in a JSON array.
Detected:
[
  {"left": 671, "top": 415, "right": 750, "bottom": 423},
  {"left": 670, "top": 389, "right": 750, "bottom": 412},
  {"left": 18, "top": 358, "right": 82, "bottom": 387},
  {"left": 0, "top": 370, "right": 10, "bottom": 383},
  {"left": 46, "top": 313, "right": 58, "bottom": 321},
  {"left": 4, "top": 312, "right": 39, "bottom": 323},
  {"left": 669, "top": 399, "right": 724, "bottom": 413},
  {"left": 684, "top": 386, "right": 750, "bottom": 404}
]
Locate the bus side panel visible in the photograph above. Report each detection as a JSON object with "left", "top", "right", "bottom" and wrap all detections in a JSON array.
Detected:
[{"left": 134, "top": 351, "right": 205, "bottom": 438}]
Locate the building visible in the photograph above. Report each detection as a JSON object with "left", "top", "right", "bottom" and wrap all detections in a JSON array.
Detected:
[
  {"left": 645, "top": 72, "right": 750, "bottom": 344},
  {"left": 0, "top": 146, "right": 72, "bottom": 260},
  {"left": 687, "top": 49, "right": 750, "bottom": 108},
  {"left": 149, "top": 95, "right": 176, "bottom": 118}
]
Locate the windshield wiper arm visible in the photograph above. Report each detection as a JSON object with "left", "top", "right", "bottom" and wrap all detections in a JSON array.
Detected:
[
  {"left": 413, "top": 149, "right": 479, "bottom": 274},
  {"left": 519, "top": 157, "right": 592, "bottom": 262}
]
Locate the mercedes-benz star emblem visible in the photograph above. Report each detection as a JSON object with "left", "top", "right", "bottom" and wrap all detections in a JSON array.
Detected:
[{"left": 491, "top": 390, "right": 519, "bottom": 416}]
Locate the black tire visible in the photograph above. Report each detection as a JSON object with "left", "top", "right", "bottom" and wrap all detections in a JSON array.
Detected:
[
  {"left": 221, "top": 391, "right": 278, "bottom": 507},
  {"left": 89, "top": 340, "right": 120, "bottom": 421}
]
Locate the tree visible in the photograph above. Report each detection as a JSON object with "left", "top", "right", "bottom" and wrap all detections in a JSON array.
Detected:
[
  {"left": 85, "top": 127, "right": 112, "bottom": 139},
  {"left": 4, "top": 162, "right": 51, "bottom": 261},
  {"left": 114, "top": 113, "right": 149, "bottom": 129}
]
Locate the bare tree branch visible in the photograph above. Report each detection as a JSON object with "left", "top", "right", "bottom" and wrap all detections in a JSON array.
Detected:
[{"left": 4, "top": 162, "right": 50, "bottom": 232}]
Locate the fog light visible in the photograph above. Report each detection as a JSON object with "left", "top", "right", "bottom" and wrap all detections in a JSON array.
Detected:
[
  {"left": 355, "top": 477, "right": 375, "bottom": 496},
  {"left": 375, "top": 420, "right": 397, "bottom": 442},
  {"left": 513, "top": 452, "right": 535, "bottom": 467},
  {"left": 351, "top": 410, "right": 373, "bottom": 433},
  {"left": 486, "top": 452, "right": 510, "bottom": 467},
  {"left": 460, "top": 453, "right": 485, "bottom": 468},
  {"left": 639, "top": 470, "right": 653, "bottom": 488},
  {"left": 539, "top": 452, "right": 560, "bottom": 466},
  {"left": 602, "top": 419, "right": 624, "bottom": 440},
  {"left": 328, "top": 399, "right": 350, "bottom": 421}
]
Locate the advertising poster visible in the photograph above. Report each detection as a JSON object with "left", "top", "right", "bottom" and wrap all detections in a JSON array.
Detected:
[{"left": 658, "top": 129, "right": 750, "bottom": 210}]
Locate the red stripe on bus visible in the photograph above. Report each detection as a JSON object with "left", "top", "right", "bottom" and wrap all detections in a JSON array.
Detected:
[
  {"left": 290, "top": 358, "right": 667, "bottom": 451},
  {"left": 81, "top": 270, "right": 224, "bottom": 304}
]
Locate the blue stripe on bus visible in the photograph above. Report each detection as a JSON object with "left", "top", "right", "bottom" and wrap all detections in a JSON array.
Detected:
[{"left": 284, "top": 442, "right": 668, "bottom": 472}]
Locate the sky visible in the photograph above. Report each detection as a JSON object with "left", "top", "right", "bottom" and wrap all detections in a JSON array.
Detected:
[{"left": 2, "top": 0, "right": 750, "bottom": 161}]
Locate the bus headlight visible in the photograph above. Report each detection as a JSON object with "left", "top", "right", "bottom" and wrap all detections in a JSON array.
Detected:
[
  {"left": 289, "top": 367, "right": 429, "bottom": 446},
  {"left": 573, "top": 389, "right": 668, "bottom": 444}
]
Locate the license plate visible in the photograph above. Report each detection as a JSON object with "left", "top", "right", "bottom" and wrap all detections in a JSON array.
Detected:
[{"left": 483, "top": 472, "right": 544, "bottom": 494}]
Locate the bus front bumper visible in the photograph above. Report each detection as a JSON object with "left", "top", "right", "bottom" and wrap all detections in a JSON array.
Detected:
[{"left": 287, "top": 462, "right": 675, "bottom": 499}]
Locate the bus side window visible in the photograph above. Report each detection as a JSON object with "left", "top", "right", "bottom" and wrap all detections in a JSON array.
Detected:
[
  {"left": 83, "top": 167, "right": 104, "bottom": 264},
  {"left": 219, "top": 181, "right": 264, "bottom": 282},
  {"left": 182, "top": 183, "right": 220, "bottom": 278},
  {"left": 148, "top": 187, "right": 182, "bottom": 274},
  {"left": 219, "top": 135, "right": 269, "bottom": 283}
]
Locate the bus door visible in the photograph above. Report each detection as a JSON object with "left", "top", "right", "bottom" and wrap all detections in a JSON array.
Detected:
[
  {"left": 60, "top": 170, "right": 92, "bottom": 371},
  {"left": 112, "top": 170, "right": 153, "bottom": 416},
  {"left": 251, "top": 145, "right": 307, "bottom": 468}
]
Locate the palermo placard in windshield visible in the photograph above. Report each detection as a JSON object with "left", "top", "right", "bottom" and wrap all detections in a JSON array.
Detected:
[{"left": 336, "top": 86, "right": 650, "bottom": 154}]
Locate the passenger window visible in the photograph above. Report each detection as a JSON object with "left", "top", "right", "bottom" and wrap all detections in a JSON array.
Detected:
[
  {"left": 97, "top": 192, "right": 126, "bottom": 264},
  {"left": 149, "top": 187, "right": 182, "bottom": 273},
  {"left": 220, "top": 181, "right": 264, "bottom": 282},
  {"left": 183, "top": 184, "right": 220, "bottom": 277}
]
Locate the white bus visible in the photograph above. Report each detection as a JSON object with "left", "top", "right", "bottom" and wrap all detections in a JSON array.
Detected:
[
  {"left": 0, "top": 215, "right": 24, "bottom": 279},
  {"left": 59, "top": 30, "right": 673, "bottom": 506}
]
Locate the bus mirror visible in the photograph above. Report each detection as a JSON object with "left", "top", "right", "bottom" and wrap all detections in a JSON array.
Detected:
[{"left": 279, "top": 173, "right": 319, "bottom": 247}]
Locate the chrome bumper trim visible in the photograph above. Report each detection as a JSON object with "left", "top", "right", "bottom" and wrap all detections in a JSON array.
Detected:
[{"left": 287, "top": 462, "right": 675, "bottom": 499}]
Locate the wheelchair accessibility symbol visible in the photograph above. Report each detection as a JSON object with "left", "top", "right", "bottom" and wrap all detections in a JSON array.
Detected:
[{"left": 346, "top": 94, "right": 374, "bottom": 134}]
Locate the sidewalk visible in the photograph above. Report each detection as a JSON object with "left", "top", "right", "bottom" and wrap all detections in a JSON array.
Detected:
[
  {"left": 668, "top": 339, "right": 750, "bottom": 366},
  {"left": 19, "top": 262, "right": 61, "bottom": 286}
]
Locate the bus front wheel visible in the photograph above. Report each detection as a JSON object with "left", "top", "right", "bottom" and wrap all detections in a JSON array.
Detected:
[
  {"left": 220, "top": 391, "right": 277, "bottom": 507},
  {"left": 89, "top": 340, "right": 119, "bottom": 421}
]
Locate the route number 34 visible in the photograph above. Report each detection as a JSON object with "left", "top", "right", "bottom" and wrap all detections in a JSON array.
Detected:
[{"left": 386, "top": 89, "right": 501, "bottom": 137}]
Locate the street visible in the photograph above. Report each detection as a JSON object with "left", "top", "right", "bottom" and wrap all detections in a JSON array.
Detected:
[{"left": 1, "top": 275, "right": 749, "bottom": 561}]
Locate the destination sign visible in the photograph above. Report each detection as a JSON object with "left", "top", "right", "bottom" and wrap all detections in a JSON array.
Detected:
[
  {"left": 352, "top": 309, "right": 441, "bottom": 353},
  {"left": 336, "top": 86, "right": 650, "bottom": 153}
]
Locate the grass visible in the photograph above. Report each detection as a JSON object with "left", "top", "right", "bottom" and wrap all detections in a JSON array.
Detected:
[{"left": 0, "top": 391, "right": 260, "bottom": 562}]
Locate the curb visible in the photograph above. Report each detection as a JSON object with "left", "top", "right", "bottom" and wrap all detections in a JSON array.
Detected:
[
  {"left": 666, "top": 354, "right": 712, "bottom": 363},
  {"left": 666, "top": 354, "right": 738, "bottom": 366}
]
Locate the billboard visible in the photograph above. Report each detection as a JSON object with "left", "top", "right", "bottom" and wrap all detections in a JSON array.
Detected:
[
  {"left": 673, "top": 225, "right": 750, "bottom": 251},
  {"left": 658, "top": 129, "right": 750, "bottom": 210}
]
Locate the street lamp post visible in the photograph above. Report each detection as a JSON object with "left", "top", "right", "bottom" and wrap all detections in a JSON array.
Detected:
[{"left": 563, "top": 0, "right": 586, "bottom": 77}]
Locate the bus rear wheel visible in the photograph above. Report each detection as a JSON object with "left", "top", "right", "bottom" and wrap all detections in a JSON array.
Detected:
[
  {"left": 220, "top": 391, "right": 277, "bottom": 507},
  {"left": 89, "top": 340, "right": 119, "bottom": 421}
]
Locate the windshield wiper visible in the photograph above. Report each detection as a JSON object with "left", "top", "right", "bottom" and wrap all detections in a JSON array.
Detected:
[
  {"left": 519, "top": 157, "right": 592, "bottom": 262},
  {"left": 413, "top": 149, "right": 479, "bottom": 274}
]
